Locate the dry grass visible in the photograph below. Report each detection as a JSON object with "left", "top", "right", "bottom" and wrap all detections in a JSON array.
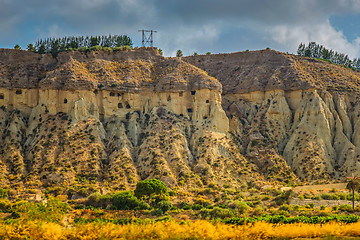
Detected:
[{"left": 2, "top": 220, "right": 360, "bottom": 239}]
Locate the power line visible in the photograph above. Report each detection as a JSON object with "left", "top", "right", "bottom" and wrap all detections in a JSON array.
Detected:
[{"left": 138, "top": 30, "right": 157, "bottom": 47}]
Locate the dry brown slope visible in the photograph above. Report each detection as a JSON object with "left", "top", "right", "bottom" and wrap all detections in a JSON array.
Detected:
[
  {"left": 184, "top": 49, "right": 360, "bottom": 94},
  {"left": 0, "top": 48, "right": 221, "bottom": 92}
]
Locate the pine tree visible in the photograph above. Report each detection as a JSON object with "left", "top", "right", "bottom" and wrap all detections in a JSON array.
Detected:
[
  {"left": 27, "top": 44, "right": 35, "bottom": 52},
  {"left": 176, "top": 49, "right": 183, "bottom": 57}
]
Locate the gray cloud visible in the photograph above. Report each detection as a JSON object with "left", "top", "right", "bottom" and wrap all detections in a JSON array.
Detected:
[{"left": 1, "top": 0, "right": 360, "bottom": 56}]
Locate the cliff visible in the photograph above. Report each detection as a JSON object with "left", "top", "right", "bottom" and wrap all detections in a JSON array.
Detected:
[
  {"left": 0, "top": 47, "right": 359, "bottom": 200},
  {"left": 184, "top": 50, "right": 360, "bottom": 181},
  {"left": 0, "top": 48, "right": 245, "bottom": 200}
]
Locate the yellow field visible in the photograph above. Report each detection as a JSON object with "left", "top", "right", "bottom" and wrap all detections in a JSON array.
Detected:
[{"left": 1, "top": 220, "right": 360, "bottom": 239}]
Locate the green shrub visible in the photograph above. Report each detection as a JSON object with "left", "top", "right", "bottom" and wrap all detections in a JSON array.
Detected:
[
  {"left": 253, "top": 206, "right": 264, "bottom": 216},
  {"left": 339, "top": 204, "right": 353, "bottom": 212},
  {"left": 279, "top": 204, "right": 292, "bottom": 212},
  {"left": 134, "top": 179, "right": 168, "bottom": 200},
  {"left": 320, "top": 205, "right": 326, "bottom": 210},
  {"left": 111, "top": 191, "right": 149, "bottom": 210},
  {"left": 151, "top": 209, "right": 163, "bottom": 216},
  {"left": 199, "top": 208, "right": 211, "bottom": 219},
  {"left": 86, "top": 192, "right": 111, "bottom": 209},
  {"left": 86, "top": 192, "right": 102, "bottom": 208},
  {"left": 78, "top": 47, "right": 89, "bottom": 52},
  {"left": 320, "top": 193, "right": 340, "bottom": 200},
  {"left": 226, "top": 200, "right": 249, "bottom": 214},
  {"left": 13, "top": 198, "right": 69, "bottom": 222},
  {"left": 90, "top": 46, "right": 102, "bottom": 51},
  {"left": 168, "top": 190, "right": 177, "bottom": 196},
  {"left": 210, "top": 207, "right": 234, "bottom": 219},
  {"left": 274, "top": 190, "right": 292, "bottom": 206},
  {"left": 157, "top": 200, "right": 172, "bottom": 213},
  {"left": 0, "top": 199, "right": 12, "bottom": 212},
  {"left": 293, "top": 205, "right": 300, "bottom": 211},
  {"left": 0, "top": 188, "right": 8, "bottom": 199},
  {"left": 179, "top": 202, "right": 192, "bottom": 210},
  {"left": 192, "top": 204, "right": 203, "bottom": 210},
  {"left": 305, "top": 203, "right": 314, "bottom": 209}
]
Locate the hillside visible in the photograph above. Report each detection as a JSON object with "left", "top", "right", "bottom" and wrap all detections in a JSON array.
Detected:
[
  {"left": 185, "top": 49, "right": 360, "bottom": 181},
  {"left": 0, "top": 47, "right": 360, "bottom": 200}
]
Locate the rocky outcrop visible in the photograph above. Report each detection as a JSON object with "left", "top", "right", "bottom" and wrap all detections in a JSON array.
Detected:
[
  {"left": 0, "top": 48, "right": 242, "bottom": 198},
  {"left": 1, "top": 47, "right": 360, "bottom": 198}
]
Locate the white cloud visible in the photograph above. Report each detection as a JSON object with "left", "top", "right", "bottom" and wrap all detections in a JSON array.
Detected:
[{"left": 267, "top": 20, "right": 360, "bottom": 58}]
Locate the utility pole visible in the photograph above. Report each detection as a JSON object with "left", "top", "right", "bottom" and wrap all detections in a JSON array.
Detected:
[{"left": 138, "top": 30, "right": 157, "bottom": 47}]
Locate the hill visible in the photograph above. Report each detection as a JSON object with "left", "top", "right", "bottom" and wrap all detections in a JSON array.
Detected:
[
  {"left": 185, "top": 49, "right": 360, "bottom": 181},
  {"left": 0, "top": 47, "right": 359, "bottom": 200}
]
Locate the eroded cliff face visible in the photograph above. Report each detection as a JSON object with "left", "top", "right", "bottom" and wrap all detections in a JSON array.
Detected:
[
  {"left": 1, "top": 48, "right": 360, "bottom": 199},
  {"left": 0, "top": 48, "right": 258, "bottom": 199},
  {"left": 185, "top": 50, "right": 360, "bottom": 181},
  {"left": 222, "top": 89, "right": 360, "bottom": 180}
]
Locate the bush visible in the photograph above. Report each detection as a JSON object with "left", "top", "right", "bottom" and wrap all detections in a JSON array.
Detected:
[
  {"left": 320, "top": 193, "right": 339, "bottom": 200},
  {"left": 157, "top": 201, "right": 172, "bottom": 213},
  {"left": 0, "top": 188, "right": 8, "bottom": 199},
  {"left": 338, "top": 204, "right": 353, "bottom": 212},
  {"left": 199, "top": 208, "right": 211, "bottom": 219},
  {"left": 134, "top": 179, "right": 168, "bottom": 200},
  {"left": 151, "top": 209, "right": 164, "bottom": 216},
  {"left": 274, "top": 190, "right": 292, "bottom": 206},
  {"left": 305, "top": 203, "right": 314, "bottom": 209},
  {"left": 210, "top": 207, "right": 234, "bottom": 219},
  {"left": 111, "top": 191, "right": 149, "bottom": 210},
  {"left": 0, "top": 199, "right": 12, "bottom": 212},
  {"left": 86, "top": 192, "right": 102, "bottom": 208},
  {"left": 86, "top": 192, "right": 111, "bottom": 209},
  {"left": 13, "top": 198, "right": 69, "bottom": 222},
  {"left": 320, "top": 205, "right": 326, "bottom": 210},
  {"left": 226, "top": 200, "right": 249, "bottom": 214},
  {"left": 192, "top": 204, "right": 203, "bottom": 210},
  {"left": 279, "top": 204, "right": 292, "bottom": 212},
  {"left": 179, "top": 202, "right": 192, "bottom": 210}
]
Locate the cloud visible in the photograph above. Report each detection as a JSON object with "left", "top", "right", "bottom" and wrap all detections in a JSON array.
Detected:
[
  {"left": 1, "top": 0, "right": 360, "bottom": 56},
  {"left": 267, "top": 20, "right": 360, "bottom": 58}
]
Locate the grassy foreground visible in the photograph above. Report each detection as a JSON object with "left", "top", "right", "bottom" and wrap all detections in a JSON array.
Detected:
[{"left": 2, "top": 220, "right": 360, "bottom": 239}]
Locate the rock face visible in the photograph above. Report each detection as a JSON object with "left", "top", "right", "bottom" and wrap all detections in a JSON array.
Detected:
[
  {"left": 0, "top": 48, "right": 251, "bottom": 198},
  {"left": 184, "top": 50, "right": 360, "bottom": 181},
  {"left": 1, "top": 47, "right": 360, "bottom": 198}
]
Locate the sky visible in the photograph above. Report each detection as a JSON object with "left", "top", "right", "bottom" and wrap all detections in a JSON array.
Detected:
[{"left": 1, "top": 0, "right": 360, "bottom": 57}]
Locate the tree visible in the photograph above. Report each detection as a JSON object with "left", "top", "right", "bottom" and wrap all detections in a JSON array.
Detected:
[
  {"left": 38, "top": 43, "right": 47, "bottom": 54},
  {"left": 27, "top": 44, "right": 35, "bottom": 52},
  {"left": 50, "top": 40, "right": 60, "bottom": 58},
  {"left": 158, "top": 48, "right": 163, "bottom": 56},
  {"left": 134, "top": 179, "right": 168, "bottom": 200},
  {"left": 14, "top": 44, "right": 21, "bottom": 50},
  {"left": 176, "top": 49, "right": 183, "bottom": 57},
  {"left": 321, "top": 48, "right": 331, "bottom": 60},
  {"left": 297, "top": 43, "right": 305, "bottom": 56},
  {"left": 90, "top": 37, "right": 100, "bottom": 47},
  {"left": 304, "top": 48, "right": 311, "bottom": 57},
  {"left": 346, "top": 176, "right": 360, "bottom": 209}
]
